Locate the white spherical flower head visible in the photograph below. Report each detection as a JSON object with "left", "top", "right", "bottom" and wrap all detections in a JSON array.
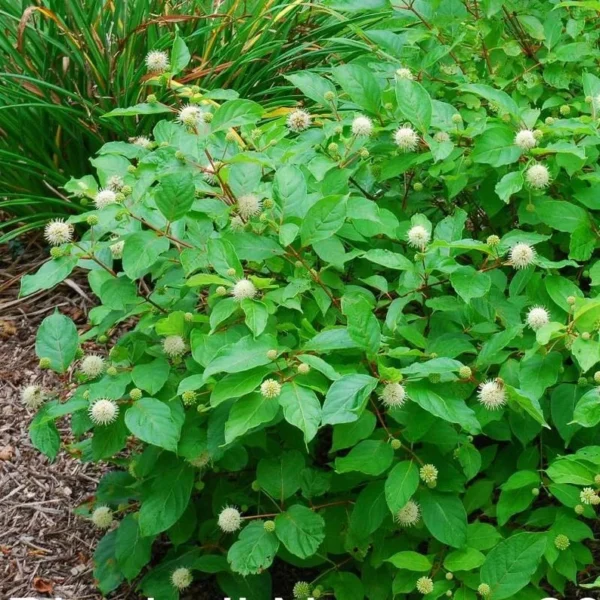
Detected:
[
  {"left": 89, "top": 399, "right": 119, "bottom": 426},
  {"left": 526, "top": 306, "right": 550, "bottom": 331},
  {"left": 145, "top": 50, "right": 170, "bottom": 72},
  {"left": 163, "top": 335, "right": 186, "bottom": 357},
  {"left": 237, "top": 193, "right": 263, "bottom": 219},
  {"left": 514, "top": 129, "right": 537, "bottom": 151},
  {"left": 416, "top": 576, "right": 434, "bottom": 595},
  {"left": 260, "top": 379, "right": 282, "bottom": 399},
  {"left": 287, "top": 109, "right": 311, "bottom": 132},
  {"left": 132, "top": 135, "right": 153, "bottom": 149},
  {"left": 171, "top": 567, "right": 193, "bottom": 590},
  {"left": 380, "top": 382, "right": 407, "bottom": 408},
  {"left": 352, "top": 115, "right": 374, "bottom": 137},
  {"left": 525, "top": 164, "right": 550, "bottom": 189},
  {"left": 44, "top": 219, "right": 73, "bottom": 246},
  {"left": 232, "top": 278, "right": 257, "bottom": 301},
  {"left": 178, "top": 104, "right": 202, "bottom": 127},
  {"left": 21, "top": 385, "right": 45, "bottom": 410},
  {"left": 81, "top": 354, "right": 105, "bottom": 379},
  {"left": 110, "top": 240, "right": 125, "bottom": 259},
  {"left": 394, "top": 126, "right": 419, "bottom": 152},
  {"left": 396, "top": 500, "right": 420, "bottom": 527},
  {"left": 580, "top": 487, "right": 599, "bottom": 505},
  {"left": 91, "top": 506, "right": 113, "bottom": 529},
  {"left": 396, "top": 67, "right": 414, "bottom": 80},
  {"left": 509, "top": 242, "right": 536, "bottom": 269},
  {"left": 218, "top": 506, "right": 242, "bottom": 532},
  {"left": 477, "top": 380, "right": 506, "bottom": 410},
  {"left": 94, "top": 189, "right": 118, "bottom": 210},
  {"left": 407, "top": 225, "right": 431, "bottom": 250},
  {"left": 420, "top": 464, "right": 438, "bottom": 485}
]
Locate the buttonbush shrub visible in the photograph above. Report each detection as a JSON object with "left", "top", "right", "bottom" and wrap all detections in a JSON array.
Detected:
[{"left": 21, "top": 17, "right": 600, "bottom": 599}]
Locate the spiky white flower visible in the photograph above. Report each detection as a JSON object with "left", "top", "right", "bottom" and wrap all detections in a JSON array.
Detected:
[
  {"left": 434, "top": 131, "right": 450, "bottom": 143},
  {"left": 218, "top": 506, "right": 242, "bottom": 532},
  {"left": 89, "top": 399, "right": 119, "bottom": 426},
  {"left": 396, "top": 500, "right": 420, "bottom": 526},
  {"left": 80, "top": 354, "right": 105, "bottom": 378},
  {"left": 110, "top": 240, "right": 125, "bottom": 259},
  {"left": 287, "top": 109, "right": 311, "bottom": 132},
  {"left": 204, "top": 160, "right": 223, "bottom": 184},
  {"left": 526, "top": 306, "right": 550, "bottom": 331},
  {"left": 525, "top": 164, "right": 550, "bottom": 189},
  {"left": 107, "top": 175, "right": 124, "bottom": 191},
  {"left": 416, "top": 577, "right": 434, "bottom": 595},
  {"left": 514, "top": 129, "right": 537, "bottom": 151},
  {"left": 407, "top": 225, "right": 431, "bottom": 250},
  {"left": 145, "top": 50, "right": 170, "bottom": 73},
  {"left": 352, "top": 116, "right": 374, "bottom": 137},
  {"left": 44, "top": 219, "right": 73, "bottom": 246},
  {"left": 380, "top": 383, "right": 407, "bottom": 408},
  {"left": 132, "top": 135, "right": 153, "bottom": 149},
  {"left": 237, "top": 194, "right": 262, "bottom": 219},
  {"left": 420, "top": 464, "right": 438, "bottom": 485},
  {"left": 477, "top": 380, "right": 506, "bottom": 410},
  {"left": 396, "top": 67, "right": 414, "bottom": 80},
  {"left": 260, "top": 379, "right": 282, "bottom": 399},
  {"left": 232, "top": 279, "right": 257, "bottom": 301},
  {"left": 91, "top": 506, "right": 113, "bottom": 529},
  {"left": 21, "top": 385, "right": 45, "bottom": 410},
  {"left": 163, "top": 335, "right": 186, "bottom": 357},
  {"left": 94, "top": 189, "right": 118, "bottom": 210},
  {"left": 394, "top": 126, "right": 419, "bottom": 152},
  {"left": 509, "top": 243, "right": 536, "bottom": 269},
  {"left": 580, "top": 487, "right": 600, "bottom": 505},
  {"left": 171, "top": 567, "right": 193, "bottom": 590},
  {"left": 178, "top": 104, "right": 202, "bottom": 128}
]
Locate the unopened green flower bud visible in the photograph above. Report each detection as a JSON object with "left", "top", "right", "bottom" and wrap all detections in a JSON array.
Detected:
[
  {"left": 575, "top": 504, "right": 585, "bottom": 514},
  {"left": 312, "top": 588, "right": 323, "bottom": 599},
  {"left": 578, "top": 376, "right": 588, "bottom": 386},
  {"left": 225, "top": 131, "right": 237, "bottom": 142},
  {"left": 567, "top": 296, "right": 576, "bottom": 305},
  {"left": 182, "top": 390, "right": 197, "bottom": 406},
  {"left": 384, "top": 102, "right": 394, "bottom": 111},
  {"left": 459, "top": 366, "right": 472, "bottom": 380},
  {"left": 106, "top": 366, "right": 118, "bottom": 376},
  {"left": 486, "top": 235, "right": 500, "bottom": 247},
  {"left": 359, "top": 148, "right": 370, "bottom": 159},
  {"left": 334, "top": 125, "right": 343, "bottom": 135},
  {"left": 324, "top": 91, "right": 335, "bottom": 101},
  {"left": 83, "top": 390, "right": 90, "bottom": 400},
  {"left": 98, "top": 335, "right": 108, "bottom": 343},
  {"left": 554, "top": 534, "right": 570, "bottom": 550},
  {"left": 195, "top": 480, "right": 205, "bottom": 491},
  {"left": 263, "top": 198, "right": 274, "bottom": 209},
  {"left": 39, "top": 357, "right": 52, "bottom": 369},
  {"left": 545, "top": 116, "right": 555, "bottom": 125},
  {"left": 391, "top": 438, "right": 402, "bottom": 450},
  {"left": 226, "top": 268, "right": 236, "bottom": 276},
  {"left": 50, "top": 247, "right": 64, "bottom": 259},
  {"left": 184, "top": 312, "right": 194, "bottom": 322},
  {"left": 297, "top": 363, "right": 310, "bottom": 375},
  {"left": 452, "top": 113, "right": 463, "bottom": 124},
  {"left": 251, "top": 480, "right": 261, "bottom": 491},
  {"left": 533, "top": 129, "right": 543, "bottom": 139},
  {"left": 191, "top": 85, "right": 200, "bottom": 93},
  {"left": 446, "top": 572, "right": 454, "bottom": 580},
  {"left": 532, "top": 487, "right": 540, "bottom": 496},
  {"left": 202, "top": 112, "right": 213, "bottom": 123},
  {"left": 127, "top": 165, "right": 136, "bottom": 174},
  {"left": 130, "top": 388, "right": 142, "bottom": 401},
  {"left": 267, "top": 349, "right": 278, "bottom": 360},
  {"left": 147, "top": 94, "right": 157, "bottom": 104},
  {"left": 293, "top": 581, "right": 312, "bottom": 599},
  {"left": 478, "top": 583, "right": 491, "bottom": 597},
  {"left": 86, "top": 215, "right": 99, "bottom": 226},
  {"left": 216, "top": 286, "right": 227, "bottom": 296},
  {"left": 295, "top": 260, "right": 303, "bottom": 268},
  {"left": 582, "top": 332, "right": 591, "bottom": 341},
  {"left": 585, "top": 95, "right": 593, "bottom": 104},
  {"left": 80, "top": 198, "right": 88, "bottom": 206},
  {"left": 264, "top": 520, "right": 276, "bottom": 532},
  {"left": 121, "top": 185, "right": 132, "bottom": 196},
  {"left": 560, "top": 104, "right": 571, "bottom": 115},
  {"left": 413, "top": 182, "right": 423, "bottom": 192},
  {"left": 175, "top": 151, "right": 185, "bottom": 161}
]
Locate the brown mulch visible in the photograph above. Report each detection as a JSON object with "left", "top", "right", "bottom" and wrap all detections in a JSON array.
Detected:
[{"left": 0, "top": 239, "right": 129, "bottom": 599}]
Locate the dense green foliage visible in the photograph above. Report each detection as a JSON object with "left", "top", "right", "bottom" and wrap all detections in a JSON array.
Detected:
[{"left": 20, "top": 1, "right": 600, "bottom": 598}]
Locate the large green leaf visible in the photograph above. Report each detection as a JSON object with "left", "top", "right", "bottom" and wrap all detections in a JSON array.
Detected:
[
  {"left": 227, "top": 521, "right": 280, "bottom": 576},
  {"left": 35, "top": 311, "right": 78, "bottom": 373},
  {"left": 385, "top": 461, "right": 420, "bottom": 513},
  {"left": 274, "top": 505, "right": 325, "bottom": 559},
  {"left": 125, "top": 398, "right": 182, "bottom": 451},
  {"left": 420, "top": 489, "right": 468, "bottom": 548},
  {"left": 155, "top": 171, "right": 195, "bottom": 222},
  {"left": 300, "top": 195, "right": 347, "bottom": 247},
  {"left": 278, "top": 382, "right": 321, "bottom": 444}
]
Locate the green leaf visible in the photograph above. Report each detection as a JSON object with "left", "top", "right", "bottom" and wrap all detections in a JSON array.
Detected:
[
  {"left": 472, "top": 126, "right": 521, "bottom": 167},
  {"left": 506, "top": 385, "right": 549, "bottom": 428},
  {"left": 332, "top": 64, "right": 381, "bottom": 113},
  {"left": 132, "top": 358, "right": 170, "bottom": 395},
  {"left": 519, "top": 352, "right": 561, "bottom": 400},
  {"left": 211, "top": 99, "right": 264, "bottom": 132},
  {"left": 480, "top": 533, "right": 547, "bottom": 599},
  {"left": 386, "top": 551, "right": 432, "bottom": 571},
  {"left": 273, "top": 165, "right": 309, "bottom": 219},
  {"left": 342, "top": 295, "right": 381, "bottom": 356},
  {"left": 123, "top": 231, "right": 170, "bottom": 280},
  {"left": 461, "top": 84, "right": 520, "bottom": 116},
  {"left": 285, "top": 71, "right": 337, "bottom": 107},
  {"left": 495, "top": 171, "right": 524, "bottom": 203},
  {"left": 210, "top": 366, "right": 273, "bottom": 407},
  {"left": 224, "top": 392, "right": 280, "bottom": 443},
  {"left": 443, "top": 548, "right": 485, "bottom": 571},
  {"left": 125, "top": 398, "right": 182, "bottom": 451},
  {"left": 450, "top": 267, "right": 491, "bottom": 303},
  {"left": 29, "top": 408, "right": 61, "bottom": 460},
  {"left": 170, "top": 36, "right": 190, "bottom": 74},
  {"left": 537, "top": 200, "right": 589, "bottom": 233},
  {"left": 300, "top": 195, "right": 347, "bottom": 247},
  {"left": 241, "top": 299, "right": 269, "bottom": 337},
  {"left": 204, "top": 334, "right": 277, "bottom": 377},
  {"left": 362, "top": 249, "right": 412, "bottom": 271},
  {"left": 274, "top": 505, "right": 325, "bottom": 559},
  {"left": 35, "top": 311, "right": 78, "bottom": 373},
  {"left": 420, "top": 489, "right": 468, "bottom": 548},
  {"left": 155, "top": 171, "right": 195, "bottom": 222},
  {"left": 227, "top": 521, "right": 279, "bottom": 576},
  {"left": 395, "top": 78, "right": 432, "bottom": 132},
  {"left": 186, "top": 273, "right": 232, "bottom": 287},
  {"left": 335, "top": 440, "right": 394, "bottom": 476},
  {"left": 278, "top": 382, "right": 322, "bottom": 444},
  {"left": 138, "top": 455, "right": 194, "bottom": 536},
  {"left": 93, "top": 531, "right": 124, "bottom": 595},
  {"left": 385, "top": 461, "right": 420, "bottom": 513},
  {"left": 321, "top": 374, "right": 378, "bottom": 425},
  {"left": 115, "top": 515, "right": 155, "bottom": 581},
  {"left": 103, "top": 103, "right": 172, "bottom": 118},
  {"left": 572, "top": 388, "right": 600, "bottom": 427},
  {"left": 20, "top": 256, "right": 77, "bottom": 297},
  {"left": 257, "top": 450, "right": 305, "bottom": 502}
]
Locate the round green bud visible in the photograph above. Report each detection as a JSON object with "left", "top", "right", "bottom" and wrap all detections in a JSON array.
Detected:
[
  {"left": 83, "top": 390, "right": 90, "bottom": 400},
  {"left": 526, "top": 203, "right": 535, "bottom": 213},
  {"left": 130, "top": 388, "right": 142, "bottom": 401},
  {"left": 50, "top": 247, "right": 64, "bottom": 259},
  {"left": 295, "top": 260, "right": 303, "bottom": 268},
  {"left": 195, "top": 480, "right": 205, "bottom": 491},
  {"left": 259, "top": 212, "right": 268, "bottom": 222},
  {"left": 575, "top": 504, "right": 585, "bottom": 515},
  {"left": 121, "top": 185, "right": 132, "bottom": 196},
  {"left": 531, "top": 487, "right": 540, "bottom": 496},
  {"left": 202, "top": 112, "right": 213, "bottom": 123},
  {"left": 359, "top": 148, "right": 370, "bottom": 159},
  {"left": 264, "top": 520, "right": 276, "bottom": 533},
  {"left": 459, "top": 366, "right": 472, "bottom": 380},
  {"left": 545, "top": 116, "right": 555, "bottom": 125},
  {"left": 446, "top": 592, "right": 453, "bottom": 598},
  {"left": 328, "top": 142, "right": 339, "bottom": 153},
  {"left": 225, "top": 131, "right": 237, "bottom": 143},
  {"left": 478, "top": 583, "right": 491, "bottom": 597},
  {"left": 251, "top": 128, "right": 262, "bottom": 139},
  {"left": 191, "top": 85, "right": 200, "bottom": 93},
  {"left": 429, "top": 373, "right": 441, "bottom": 384},
  {"left": 452, "top": 113, "right": 463, "bottom": 124},
  {"left": 583, "top": 270, "right": 590, "bottom": 278},
  {"left": 560, "top": 104, "right": 571, "bottom": 116},
  {"left": 80, "top": 198, "right": 88, "bottom": 206},
  {"left": 263, "top": 198, "right": 274, "bottom": 209},
  {"left": 464, "top": 157, "right": 473, "bottom": 167},
  {"left": 413, "top": 182, "right": 424, "bottom": 192},
  {"left": 98, "top": 335, "right": 108, "bottom": 343},
  {"left": 391, "top": 438, "right": 402, "bottom": 450},
  {"left": 384, "top": 102, "right": 394, "bottom": 111},
  {"left": 216, "top": 286, "right": 227, "bottom": 296},
  {"left": 297, "top": 363, "right": 310, "bottom": 375},
  {"left": 554, "top": 534, "right": 570, "bottom": 550},
  {"left": 312, "top": 588, "right": 322, "bottom": 599},
  {"left": 241, "top": 504, "right": 248, "bottom": 512},
  {"left": 582, "top": 331, "right": 591, "bottom": 341},
  {"left": 251, "top": 480, "right": 261, "bottom": 492},
  {"left": 594, "top": 371, "right": 600, "bottom": 384},
  {"left": 106, "top": 366, "right": 118, "bottom": 377},
  {"left": 586, "top": 95, "right": 593, "bottom": 104},
  {"left": 467, "top": 435, "right": 474, "bottom": 442},
  {"left": 486, "top": 235, "right": 500, "bottom": 247},
  {"left": 446, "top": 572, "right": 454, "bottom": 580},
  {"left": 175, "top": 151, "right": 185, "bottom": 161},
  {"left": 578, "top": 376, "right": 588, "bottom": 387},
  {"left": 226, "top": 268, "right": 236, "bottom": 277},
  {"left": 429, "top": 352, "right": 438, "bottom": 359},
  {"left": 184, "top": 312, "right": 194, "bottom": 322},
  {"left": 567, "top": 296, "right": 576, "bottom": 305},
  {"left": 324, "top": 91, "right": 335, "bottom": 101},
  {"left": 334, "top": 125, "right": 343, "bottom": 135},
  {"left": 86, "top": 215, "right": 99, "bottom": 226},
  {"left": 182, "top": 390, "right": 197, "bottom": 406},
  {"left": 533, "top": 129, "right": 543, "bottom": 139},
  {"left": 267, "top": 349, "right": 278, "bottom": 361},
  {"left": 127, "top": 165, "right": 136, "bottom": 174},
  {"left": 293, "top": 581, "right": 312, "bottom": 599},
  {"left": 147, "top": 94, "right": 157, "bottom": 104},
  {"left": 594, "top": 473, "right": 600, "bottom": 485}
]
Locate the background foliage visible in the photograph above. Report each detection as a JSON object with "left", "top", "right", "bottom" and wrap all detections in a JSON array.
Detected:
[{"left": 18, "top": 0, "right": 600, "bottom": 599}]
